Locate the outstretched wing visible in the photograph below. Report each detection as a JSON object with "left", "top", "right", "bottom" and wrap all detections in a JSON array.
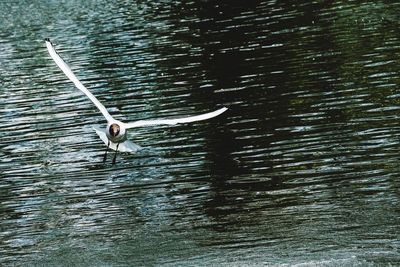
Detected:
[
  {"left": 45, "top": 39, "right": 115, "bottom": 122},
  {"left": 123, "top": 107, "right": 228, "bottom": 129}
]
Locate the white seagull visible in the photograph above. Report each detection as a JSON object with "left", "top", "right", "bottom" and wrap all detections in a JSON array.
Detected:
[{"left": 45, "top": 39, "right": 227, "bottom": 163}]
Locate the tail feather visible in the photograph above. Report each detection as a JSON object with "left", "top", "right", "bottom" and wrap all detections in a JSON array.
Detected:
[{"left": 93, "top": 126, "right": 141, "bottom": 153}]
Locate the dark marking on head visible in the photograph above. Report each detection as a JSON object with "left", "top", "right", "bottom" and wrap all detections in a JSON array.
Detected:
[{"left": 109, "top": 123, "right": 120, "bottom": 137}]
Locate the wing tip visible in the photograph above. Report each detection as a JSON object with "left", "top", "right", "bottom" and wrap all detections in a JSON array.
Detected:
[
  {"left": 44, "top": 38, "right": 52, "bottom": 45},
  {"left": 45, "top": 38, "right": 54, "bottom": 51},
  {"left": 217, "top": 106, "right": 228, "bottom": 115}
]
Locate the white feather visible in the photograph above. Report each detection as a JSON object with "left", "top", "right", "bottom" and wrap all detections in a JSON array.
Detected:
[
  {"left": 45, "top": 39, "right": 115, "bottom": 123},
  {"left": 123, "top": 107, "right": 228, "bottom": 129},
  {"left": 46, "top": 39, "right": 228, "bottom": 155},
  {"left": 93, "top": 126, "right": 141, "bottom": 153}
]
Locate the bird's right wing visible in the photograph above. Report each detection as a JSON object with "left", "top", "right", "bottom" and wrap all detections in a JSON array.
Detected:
[
  {"left": 45, "top": 39, "right": 115, "bottom": 122},
  {"left": 123, "top": 107, "right": 228, "bottom": 129}
]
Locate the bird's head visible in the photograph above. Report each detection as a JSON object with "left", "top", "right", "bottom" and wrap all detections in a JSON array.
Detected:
[{"left": 109, "top": 123, "right": 120, "bottom": 137}]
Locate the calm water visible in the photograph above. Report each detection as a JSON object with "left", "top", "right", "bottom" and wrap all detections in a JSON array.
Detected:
[{"left": 1, "top": 1, "right": 400, "bottom": 266}]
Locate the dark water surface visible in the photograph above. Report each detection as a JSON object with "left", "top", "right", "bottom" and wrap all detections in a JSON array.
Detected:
[{"left": 1, "top": 1, "right": 400, "bottom": 266}]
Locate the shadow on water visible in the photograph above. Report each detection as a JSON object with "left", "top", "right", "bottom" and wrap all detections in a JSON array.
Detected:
[{"left": 1, "top": 0, "right": 400, "bottom": 266}]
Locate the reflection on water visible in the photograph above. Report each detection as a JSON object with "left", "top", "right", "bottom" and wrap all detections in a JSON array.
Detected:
[{"left": 1, "top": 0, "right": 400, "bottom": 266}]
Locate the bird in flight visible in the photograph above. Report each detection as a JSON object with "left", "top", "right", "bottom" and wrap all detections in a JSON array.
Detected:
[{"left": 45, "top": 39, "right": 227, "bottom": 164}]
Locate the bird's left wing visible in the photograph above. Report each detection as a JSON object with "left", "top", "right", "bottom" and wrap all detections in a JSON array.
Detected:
[
  {"left": 45, "top": 39, "right": 115, "bottom": 122},
  {"left": 123, "top": 107, "right": 227, "bottom": 129}
]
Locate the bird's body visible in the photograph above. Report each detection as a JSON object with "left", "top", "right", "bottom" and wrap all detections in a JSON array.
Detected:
[
  {"left": 106, "top": 122, "right": 126, "bottom": 143},
  {"left": 45, "top": 39, "right": 227, "bottom": 163}
]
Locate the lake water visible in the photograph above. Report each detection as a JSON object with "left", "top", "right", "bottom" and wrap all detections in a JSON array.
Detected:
[{"left": 1, "top": 1, "right": 400, "bottom": 266}]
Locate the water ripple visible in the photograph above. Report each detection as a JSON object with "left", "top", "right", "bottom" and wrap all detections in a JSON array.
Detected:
[{"left": 1, "top": 0, "right": 400, "bottom": 266}]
